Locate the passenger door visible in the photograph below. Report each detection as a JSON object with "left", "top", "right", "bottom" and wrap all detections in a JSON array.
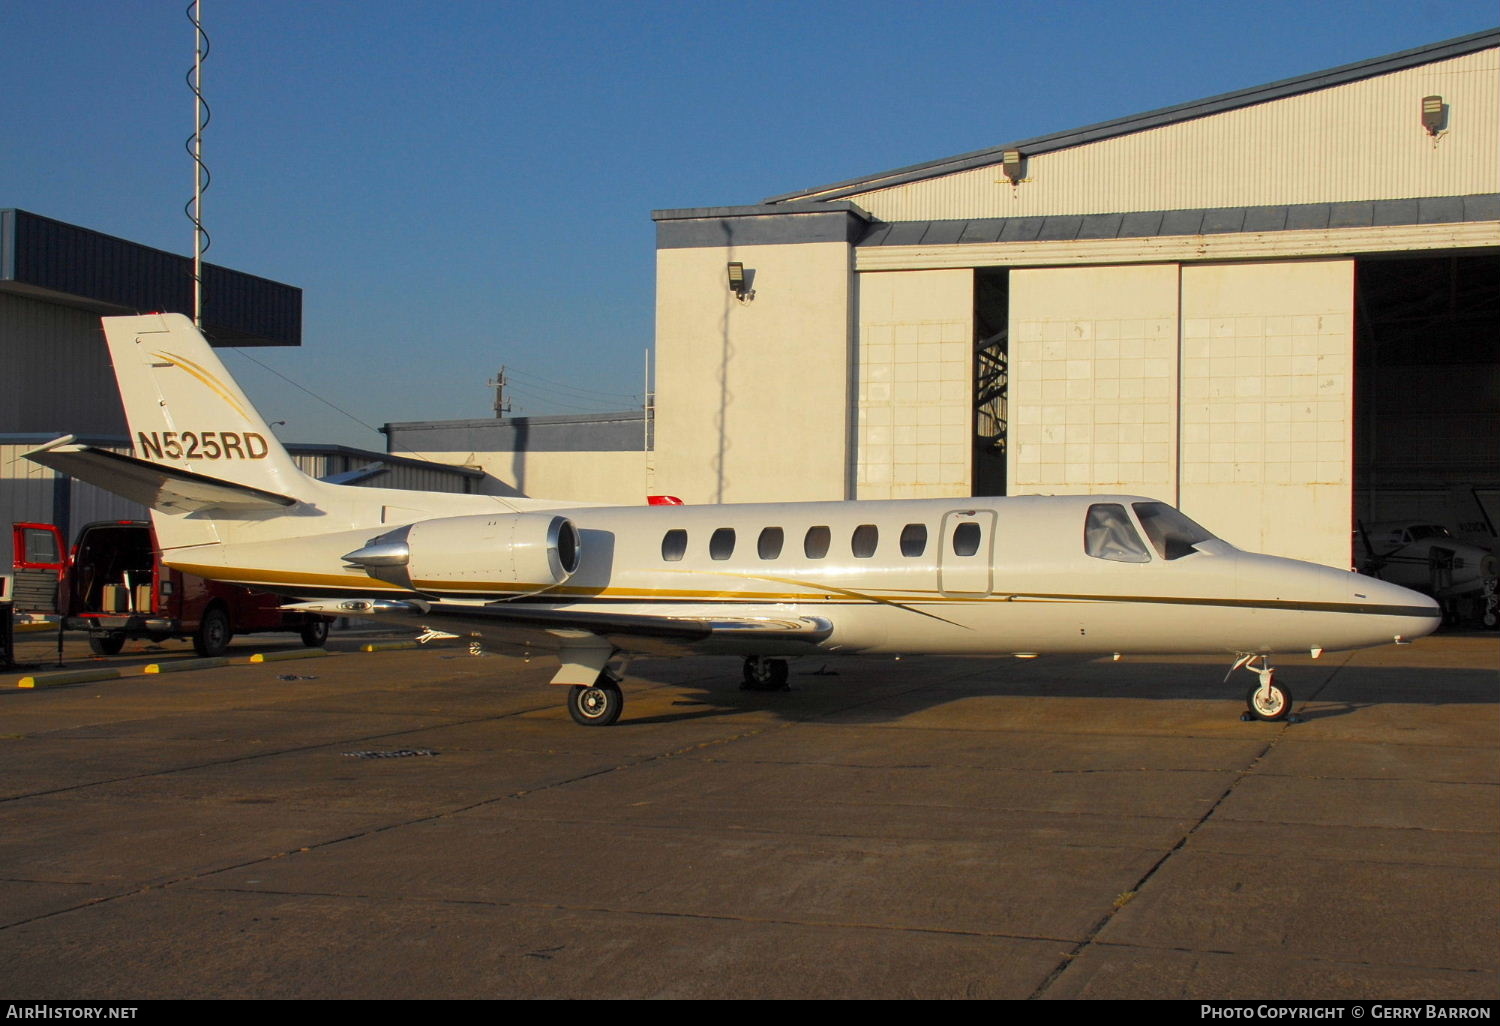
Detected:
[{"left": 937, "top": 510, "right": 996, "bottom": 597}]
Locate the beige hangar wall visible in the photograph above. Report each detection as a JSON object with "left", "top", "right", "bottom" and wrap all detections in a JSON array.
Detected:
[
  {"left": 1006, "top": 260, "right": 1353, "bottom": 568},
  {"left": 654, "top": 237, "right": 854, "bottom": 504},
  {"left": 1008, "top": 265, "right": 1182, "bottom": 503},
  {"left": 1178, "top": 260, "right": 1354, "bottom": 567},
  {"left": 391, "top": 449, "right": 648, "bottom": 506},
  {"left": 854, "top": 268, "right": 973, "bottom": 500}
]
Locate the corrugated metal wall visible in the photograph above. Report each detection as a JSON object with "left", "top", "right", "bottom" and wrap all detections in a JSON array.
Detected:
[
  {"left": 844, "top": 49, "right": 1498, "bottom": 223},
  {"left": 0, "top": 292, "right": 125, "bottom": 434},
  {"left": 1, "top": 209, "right": 301, "bottom": 347}
]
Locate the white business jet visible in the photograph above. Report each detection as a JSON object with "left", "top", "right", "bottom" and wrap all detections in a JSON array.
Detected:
[{"left": 28, "top": 314, "right": 1440, "bottom": 726}]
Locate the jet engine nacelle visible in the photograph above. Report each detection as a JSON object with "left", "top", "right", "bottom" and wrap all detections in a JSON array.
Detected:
[{"left": 343, "top": 512, "right": 581, "bottom": 597}]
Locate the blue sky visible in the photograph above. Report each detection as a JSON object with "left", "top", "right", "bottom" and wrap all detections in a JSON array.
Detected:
[{"left": 2, "top": 1, "right": 1495, "bottom": 448}]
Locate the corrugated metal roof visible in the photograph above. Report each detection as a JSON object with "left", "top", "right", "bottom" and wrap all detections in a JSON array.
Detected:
[
  {"left": 856, "top": 193, "right": 1500, "bottom": 247},
  {"left": 0, "top": 209, "right": 301, "bottom": 347},
  {"left": 767, "top": 28, "right": 1500, "bottom": 205}
]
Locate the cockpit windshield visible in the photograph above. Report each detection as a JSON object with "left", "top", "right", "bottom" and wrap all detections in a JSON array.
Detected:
[
  {"left": 1084, "top": 504, "right": 1152, "bottom": 563},
  {"left": 1132, "top": 502, "right": 1216, "bottom": 560}
]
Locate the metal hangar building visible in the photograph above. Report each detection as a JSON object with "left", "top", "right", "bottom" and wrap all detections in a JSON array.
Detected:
[{"left": 645, "top": 29, "right": 1499, "bottom": 569}]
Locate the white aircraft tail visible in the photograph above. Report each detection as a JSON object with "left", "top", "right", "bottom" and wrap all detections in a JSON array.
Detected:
[
  {"left": 27, "top": 313, "right": 570, "bottom": 560},
  {"left": 102, "top": 313, "right": 309, "bottom": 497}
]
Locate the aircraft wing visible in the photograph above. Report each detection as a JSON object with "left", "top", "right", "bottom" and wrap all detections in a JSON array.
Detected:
[
  {"left": 24, "top": 438, "right": 298, "bottom": 514},
  {"left": 285, "top": 598, "right": 834, "bottom": 655}
]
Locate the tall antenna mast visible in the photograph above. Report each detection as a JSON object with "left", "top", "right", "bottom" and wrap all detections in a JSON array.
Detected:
[{"left": 187, "top": 0, "right": 210, "bottom": 327}]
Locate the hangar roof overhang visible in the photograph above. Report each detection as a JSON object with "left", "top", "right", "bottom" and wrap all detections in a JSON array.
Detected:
[
  {"left": 0, "top": 209, "right": 301, "bottom": 347},
  {"left": 765, "top": 28, "right": 1500, "bottom": 205},
  {"left": 854, "top": 193, "right": 1500, "bottom": 271},
  {"left": 861, "top": 194, "right": 1500, "bottom": 247}
]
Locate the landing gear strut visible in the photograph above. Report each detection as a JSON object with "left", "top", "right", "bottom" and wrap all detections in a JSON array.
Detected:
[
  {"left": 741, "top": 656, "right": 790, "bottom": 691},
  {"left": 1231, "top": 654, "right": 1294, "bottom": 722},
  {"left": 567, "top": 669, "right": 624, "bottom": 727}
]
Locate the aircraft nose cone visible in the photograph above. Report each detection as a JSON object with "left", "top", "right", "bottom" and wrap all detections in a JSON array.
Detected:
[
  {"left": 1355, "top": 575, "right": 1442, "bottom": 641},
  {"left": 342, "top": 540, "right": 410, "bottom": 567}
]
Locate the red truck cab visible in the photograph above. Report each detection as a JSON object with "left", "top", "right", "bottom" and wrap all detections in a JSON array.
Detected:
[{"left": 11, "top": 520, "right": 330, "bottom": 656}]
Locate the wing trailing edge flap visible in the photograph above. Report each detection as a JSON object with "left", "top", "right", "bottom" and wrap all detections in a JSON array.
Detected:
[
  {"left": 24, "top": 439, "right": 297, "bottom": 514},
  {"left": 284, "top": 597, "right": 834, "bottom": 651}
]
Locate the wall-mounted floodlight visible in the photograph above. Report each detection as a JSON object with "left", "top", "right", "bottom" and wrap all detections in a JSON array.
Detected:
[
  {"left": 1001, "top": 149, "right": 1026, "bottom": 185},
  {"left": 1421, "top": 95, "right": 1447, "bottom": 135},
  {"left": 727, "top": 261, "right": 754, "bottom": 301}
]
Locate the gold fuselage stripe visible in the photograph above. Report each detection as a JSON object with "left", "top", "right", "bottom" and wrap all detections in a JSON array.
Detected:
[{"left": 165, "top": 562, "right": 1434, "bottom": 619}]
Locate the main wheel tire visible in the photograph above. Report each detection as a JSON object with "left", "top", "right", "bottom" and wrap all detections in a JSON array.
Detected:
[
  {"left": 88, "top": 633, "right": 125, "bottom": 656},
  {"left": 299, "top": 619, "right": 330, "bottom": 648},
  {"left": 567, "top": 680, "right": 623, "bottom": 727},
  {"left": 741, "top": 656, "right": 790, "bottom": 691},
  {"left": 193, "top": 607, "right": 232, "bottom": 658},
  {"left": 1245, "top": 680, "right": 1293, "bottom": 721}
]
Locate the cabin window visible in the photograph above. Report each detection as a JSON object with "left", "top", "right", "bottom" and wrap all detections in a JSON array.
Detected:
[
  {"left": 1084, "top": 504, "right": 1150, "bottom": 563},
  {"left": 952, "top": 522, "right": 982, "bottom": 557},
  {"left": 1132, "top": 502, "right": 1213, "bottom": 560},
  {"left": 900, "top": 524, "right": 927, "bottom": 557},
  {"left": 661, "top": 529, "right": 687, "bottom": 562},
  {"left": 758, "top": 527, "right": 784, "bottom": 560},
  {"left": 851, "top": 524, "right": 878, "bottom": 558},
  {"left": 710, "top": 527, "right": 736, "bottom": 560},
  {"left": 804, "top": 526, "right": 831, "bottom": 559}
]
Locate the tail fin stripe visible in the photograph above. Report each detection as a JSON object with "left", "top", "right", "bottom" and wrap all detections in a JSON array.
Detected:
[{"left": 152, "top": 350, "right": 250, "bottom": 419}]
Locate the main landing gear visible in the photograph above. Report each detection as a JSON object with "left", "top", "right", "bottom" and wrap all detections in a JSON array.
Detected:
[
  {"left": 1230, "top": 654, "right": 1294, "bottom": 722},
  {"left": 567, "top": 668, "right": 624, "bottom": 727},
  {"left": 741, "top": 656, "right": 790, "bottom": 692}
]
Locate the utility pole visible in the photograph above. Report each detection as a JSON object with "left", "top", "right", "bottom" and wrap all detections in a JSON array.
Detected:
[{"left": 488, "top": 367, "right": 511, "bottom": 417}]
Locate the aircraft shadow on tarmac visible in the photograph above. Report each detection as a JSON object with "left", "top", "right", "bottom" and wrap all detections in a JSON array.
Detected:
[{"left": 615, "top": 649, "right": 1499, "bottom": 727}]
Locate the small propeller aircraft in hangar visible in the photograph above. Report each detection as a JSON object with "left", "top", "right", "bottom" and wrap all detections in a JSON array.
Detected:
[{"left": 27, "top": 314, "right": 1441, "bottom": 726}]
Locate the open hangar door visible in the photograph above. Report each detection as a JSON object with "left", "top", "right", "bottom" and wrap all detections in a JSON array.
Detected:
[
  {"left": 1354, "top": 252, "right": 1500, "bottom": 626},
  {"left": 973, "top": 268, "right": 1009, "bottom": 497}
]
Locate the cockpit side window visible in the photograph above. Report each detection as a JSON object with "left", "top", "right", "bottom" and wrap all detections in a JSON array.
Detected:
[
  {"left": 1085, "top": 504, "right": 1151, "bottom": 563},
  {"left": 1132, "top": 502, "right": 1215, "bottom": 560}
]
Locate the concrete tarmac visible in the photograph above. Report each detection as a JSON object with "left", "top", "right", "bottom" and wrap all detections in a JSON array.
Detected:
[{"left": 0, "top": 628, "right": 1495, "bottom": 999}]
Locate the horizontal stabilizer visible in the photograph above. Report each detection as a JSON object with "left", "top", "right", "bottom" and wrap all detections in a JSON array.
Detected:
[{"left": 25, "top": 438, "right": 298, "bottom": 514}]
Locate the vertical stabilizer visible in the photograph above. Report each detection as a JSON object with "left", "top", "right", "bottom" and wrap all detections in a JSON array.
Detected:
[{"left": 103, "top": 313, "right": 309, "bottom": 498}]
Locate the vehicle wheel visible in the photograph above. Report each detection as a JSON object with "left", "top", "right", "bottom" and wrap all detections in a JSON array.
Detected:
[
  {"left": 1245, "top": 680, "right": 1293, "bottom": 721},
  {"left": 741, "top": 656, "right": 789, "bottom": 691},
  {"left": 193, "top": 607, "right": 232, "bottom": 657},
  {"left": 299, "top": 619, "right": 330, "bottom": 648},
  {"left": 567, "top": 679, "right": 623, "bottom": 726},
  {"left": 88, "top": 633, "right": 125, "bottom": 656}
]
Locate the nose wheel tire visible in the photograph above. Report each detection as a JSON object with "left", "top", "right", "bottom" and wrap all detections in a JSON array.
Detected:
[
  {"left": 1245, "top": 680, "right": 1293, "bottom": 721},
  {"left": 568, "top": 679, "right": 623, "bottom": 726}
]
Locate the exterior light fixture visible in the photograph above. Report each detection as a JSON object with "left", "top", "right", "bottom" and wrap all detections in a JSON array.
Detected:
[
  {"left": 1421, "top": 95, "right": 1447, "bottom": 135},
  {"left": 1001, "top": 149, "right": 1026, "bottom": 185},
  {"left": 727, "top": 261, "right": 754, "bottom": 301}
]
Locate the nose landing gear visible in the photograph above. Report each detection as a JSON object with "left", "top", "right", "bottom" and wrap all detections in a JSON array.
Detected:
[
  {"left": 741, "top": 656, "right": 790, "bottom": 691},
  {"left": 1230, "top": 654, "right": 1294, "bottom": 722}
]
